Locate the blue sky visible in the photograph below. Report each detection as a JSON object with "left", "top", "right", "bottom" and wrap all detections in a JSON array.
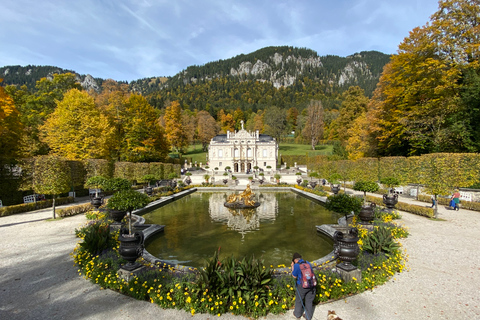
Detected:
[{"left": 0, "top": 0, "right": 440, "bottom": 82}]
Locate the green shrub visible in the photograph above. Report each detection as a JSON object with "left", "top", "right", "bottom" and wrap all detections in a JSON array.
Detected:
[
  {"left": 78, "top": 222, "right": 116, "bottom": 256},
  {"left": 325, "top": 194, "right": 362, "bottom": 214},
  {"left": 197, "top": 251, "right": 273, "bottom": 304},
  {"left": 362, "top": 226, "right": 400, "bottom": 256},
  {"left": 103, "top": 177, "right": 131, "bottom": 192}
]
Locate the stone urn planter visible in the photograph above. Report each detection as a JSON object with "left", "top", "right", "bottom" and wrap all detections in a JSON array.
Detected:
[
  {"left": 91, "top": 196, "right": 103, "bottom": 210},
  {"left": 107, "top": 209, "right": 127, "bottom": 223},
  {"left": 358, "top": 202, "right": 376, "bottom": 223},
  {"left": 383, "top": 193, "right": 398, "bottom": 211},
  {"left": 119, "top": 228, "right": 145, "bottom": 271},
  {"left": 333, "top": 227, "right": 360, "bottom": 271},
  {"left": 145, "top": 186, "right": 153, "bottom": 196},
  {"left": 331, "top": 184, "right": 340, "bottom": 195},
  {"left": 296, "top": 177, "right": 302, "bottom": 185},
  {"left": 310, "top": 181, "right": 317, "bottom": 188}
]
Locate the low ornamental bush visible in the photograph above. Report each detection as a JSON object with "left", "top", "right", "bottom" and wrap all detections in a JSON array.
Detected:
[{"left": 57, "top": 203, "right": 93, "bottom": 217}]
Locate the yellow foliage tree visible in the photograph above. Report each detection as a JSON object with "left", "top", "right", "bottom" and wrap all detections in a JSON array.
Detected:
[{"left": 40, "top": 89, "right": 114, "bottom": 160}]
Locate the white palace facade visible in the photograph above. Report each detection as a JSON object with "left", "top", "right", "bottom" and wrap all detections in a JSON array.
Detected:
[{"left": 208, "top": 122, "right": 278, "bottom": 173}]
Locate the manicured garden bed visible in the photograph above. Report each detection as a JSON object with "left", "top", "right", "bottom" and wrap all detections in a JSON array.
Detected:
[{"left": 72, "top": 188, "right": 408, "bottom": 318}]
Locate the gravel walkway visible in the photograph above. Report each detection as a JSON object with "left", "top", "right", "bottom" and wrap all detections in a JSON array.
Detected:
[{"left": 1, "top": 192, "right": 479, "bottom": 320}]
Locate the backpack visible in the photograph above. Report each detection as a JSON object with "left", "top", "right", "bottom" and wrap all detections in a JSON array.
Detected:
[{"left": 299, "top": 262, "right": 317, "bottom": 288}]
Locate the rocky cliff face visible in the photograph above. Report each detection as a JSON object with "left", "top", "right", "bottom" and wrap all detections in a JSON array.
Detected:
[
  {"left": 170, "top": 47, "right": 389, "bottom": 93},
  {"left": 0, "top": 65, "right": 101, "bottom": 92},
  {"left": 228, "top": 53, "right": 323, "bottom": 88}
]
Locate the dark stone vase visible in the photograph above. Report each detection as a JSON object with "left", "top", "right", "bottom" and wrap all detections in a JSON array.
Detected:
[
  {"left": 296, "top": 178, "right": 302, "bottom": 185},
  {"left": 331, "top": 185, "right": 340, "bottom": 195},
  {"left": 310, "top": 181, "right": 317, "bottom": 188},
  {"left": 333, "top": 228, "right": 360, "bottom": 271},
  {"left": 119, "top": 229, "right": 144, "bottom": 271},
  {"left": 145, "top": 186, "right": 153, "bottom": 196},
  {"left": 91, "top": 196, "right": 103, "bottom": 209},
  {"left": 108, "top": 209, "right": 127, "bottom": 223},
  {"left": 359, "top": 202, "right": 376, "bottom": 223},
  {"left": 383, "top": 193, "right": 398, "bottom": 210}
]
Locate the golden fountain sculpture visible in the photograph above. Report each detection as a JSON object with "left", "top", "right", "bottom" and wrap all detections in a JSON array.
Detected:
[{"left": 224, "top": 184, "right": 260, "bottom": 209}]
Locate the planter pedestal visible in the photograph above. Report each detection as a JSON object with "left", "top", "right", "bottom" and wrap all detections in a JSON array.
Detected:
[{"left": 118, "top": 229, "right": 144, "bottom": 271}]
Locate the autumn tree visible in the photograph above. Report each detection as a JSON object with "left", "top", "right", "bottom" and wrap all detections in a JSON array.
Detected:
[
  {"left": 0, "top": 80, "right": 24, "bottom": 204},
  {"left": 33, "top": 155, "right": 71, "bottom": 219},
  {"left": 120, "top": 94, "right": 169, "bottom": 162},
  {"left": 217, "top": 109, "right": 235, "bottom": 133},
  {"left": 182, "top": 109, "right": 197, "bottom": 146},
  {"left": 263, "top": 106, "right": 286, "bottom": 141},
  {"left": 40, "top": 89, "right": 114, "bottom": 160},
  {"left": 286, "top": 107, "right": 299, "bottom": 135},
  {"left": 371, "top": 0, "right": 480, "bottom": 155},
  {"left": 0, "top": 80, "right": 24, "bottom": 162},
  {"left": 8, "top": 73, "right": 82, "bottom": 157},
  {"left": 302, "top": 100, "right": 324, "bottom": 150},
  {"left": 197, "top": 110, "right": 219, "bottom": 151},
  {"left": 233, "top": 107, "right": 245, "bottom": 130},
  {"left": 164, "top": 101, "right": 188, "bottom": 152},
  {"left": 329, "top": 86, "right": 369, "bottom": 142}
]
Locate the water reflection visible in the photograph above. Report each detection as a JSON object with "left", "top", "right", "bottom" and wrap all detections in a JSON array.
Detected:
[
  {"left": 208, "top": 192, "right": 278, "bottom": 239},
  {"left": 143, "top": 191, "right": 339, "bottom": 268}
]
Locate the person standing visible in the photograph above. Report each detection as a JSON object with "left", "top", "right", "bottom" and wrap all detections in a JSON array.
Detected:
[
  {"left": 452, "top": 190, "right": 461, "bottom": 211},
  {"left": 291, "top": 252, "right": 316, "bottom": 320}
]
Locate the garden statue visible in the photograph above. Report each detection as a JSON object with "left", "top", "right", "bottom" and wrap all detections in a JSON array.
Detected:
[{"left": 224, "top": 184, "right": 260, "bottom": 209}]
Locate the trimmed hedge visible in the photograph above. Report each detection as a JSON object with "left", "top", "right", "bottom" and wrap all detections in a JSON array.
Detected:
[
  {"left": 0, "top": 196, "right": 75, "bottom": 217},
  {"left": 366, "top": 195, "right": 434, "bottom": 218},
  {"left": 57, "top": 203, "right": 93, "bottom": 217}
]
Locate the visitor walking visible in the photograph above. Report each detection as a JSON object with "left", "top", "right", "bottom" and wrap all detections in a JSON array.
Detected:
[
  {"left": 291, "top": 252, "right": 316, "bottom": 320},
  {"left": 431, "top": 195, "right": 436, "bottom": 208},
  {"left": 451, "top": 190, "right": 461, "bottom": 211}
]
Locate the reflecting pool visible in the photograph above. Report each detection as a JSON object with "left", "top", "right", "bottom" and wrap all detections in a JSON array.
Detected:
[{"left": 143, "top": 191, "right": 340, "bottom": 268}]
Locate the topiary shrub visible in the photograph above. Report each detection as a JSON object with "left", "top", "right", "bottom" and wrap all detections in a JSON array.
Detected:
[
  {"left": 325, "top": 194, "right": 362, "bottom": 214},
  {"left": 353, "top": 181, "right": 380, "bottom": 204}
]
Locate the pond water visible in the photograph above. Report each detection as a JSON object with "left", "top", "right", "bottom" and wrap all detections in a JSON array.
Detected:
[{"left": 142, "top": 191, "right": 340, "bottom": 268}]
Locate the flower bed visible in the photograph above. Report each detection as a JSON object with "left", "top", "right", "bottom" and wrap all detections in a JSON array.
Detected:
[{"left": 72, "top": 195, "right": 408, "bottom": 318}]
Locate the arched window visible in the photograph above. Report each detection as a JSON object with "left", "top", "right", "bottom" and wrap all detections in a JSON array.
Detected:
[
  {"left": 247, "top": 148, "right": 252, "bottom": 157},
  {"left": 234, "top": 148, "right": 239, "bottom": 158}
]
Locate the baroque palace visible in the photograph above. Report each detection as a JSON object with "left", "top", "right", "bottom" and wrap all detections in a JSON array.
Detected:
[{"left": 207, "top": 121, "right": 278, "bottom": 173}]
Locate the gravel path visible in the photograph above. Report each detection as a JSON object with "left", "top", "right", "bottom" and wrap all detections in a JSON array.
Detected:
[{"left": 1, "top": 193, "right": 479, "bottom": 320}]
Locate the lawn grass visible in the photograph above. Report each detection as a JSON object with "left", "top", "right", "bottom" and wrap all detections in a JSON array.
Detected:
[
  {"left": 182, "top": 143, "right": 332, "bottom": 163},
  {"left": 278, "top": 143, "right": 333, "bottom": 156}
]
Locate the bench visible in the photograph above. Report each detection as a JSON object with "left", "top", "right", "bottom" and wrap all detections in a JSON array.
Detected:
[
  {"left": 460, "top": 191, "right": 472, "bottom": 202},
  {"left": 393, "top": 187, "right": 404, "bottom": 194},
  {"left": 23, "top": 194, "right": 45, "bottom": 203}
]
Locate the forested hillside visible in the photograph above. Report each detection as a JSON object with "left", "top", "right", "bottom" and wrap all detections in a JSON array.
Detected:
[{"left": 131, "top": 47, "right": 391, "bottom": 112}]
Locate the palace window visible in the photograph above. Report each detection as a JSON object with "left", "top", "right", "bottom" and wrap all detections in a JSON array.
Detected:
[
  {"left": 218, "top": 149, "right": 223, "bottom": 158},
  {"left": 262, "top": 149, "right": 267, "bottom": 157}
]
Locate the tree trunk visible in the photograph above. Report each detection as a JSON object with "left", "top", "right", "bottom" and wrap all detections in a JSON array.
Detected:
[{"left": 52, "top": 197, "right": 56, "bottom": 219}]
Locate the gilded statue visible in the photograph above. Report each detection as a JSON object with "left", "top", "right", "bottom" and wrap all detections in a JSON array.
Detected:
[{"left": 225, "top": 184, "right": 259, "bottom": 208}]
